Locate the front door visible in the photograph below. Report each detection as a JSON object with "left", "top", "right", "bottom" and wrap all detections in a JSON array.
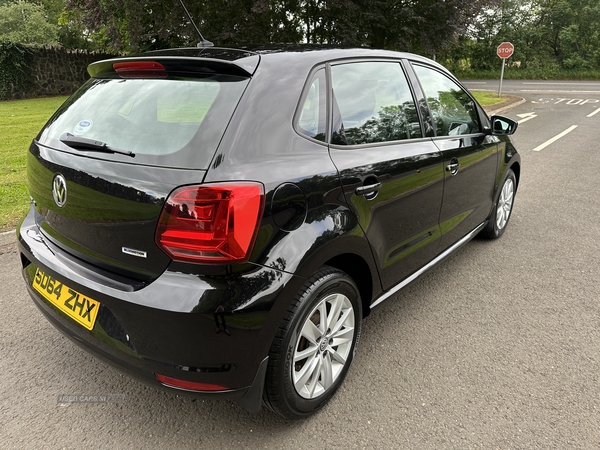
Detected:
[{"left": 411, "top": 64, "right": 499, "bottom": 250}]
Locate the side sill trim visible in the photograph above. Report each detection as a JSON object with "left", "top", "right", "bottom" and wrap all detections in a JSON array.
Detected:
[{"left": 370, "top": 222, "right": 487, "bottom": 310}]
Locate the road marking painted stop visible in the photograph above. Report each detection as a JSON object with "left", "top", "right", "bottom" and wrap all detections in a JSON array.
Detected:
[{"left": 531, "top": 98, "right": 600, "bottom": 105}]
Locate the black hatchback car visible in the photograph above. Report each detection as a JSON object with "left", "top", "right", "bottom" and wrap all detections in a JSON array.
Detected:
[{"left": 18, "top": 46, "right": 520, "bottom": 419}]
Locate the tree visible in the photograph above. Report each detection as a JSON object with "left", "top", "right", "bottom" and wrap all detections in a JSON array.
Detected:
[
  {"left": 463, "top": 0, "right": 542, "bottom": 71},
  {"left": 64, "top": 0, "right": 497, "bottom": 54},
  {"left": 0, "top": 1, "right": 59, "bottom": 45},
  {"left": 538, "top": 0, "right": 600, "bottom": 69},
  {"left": 64, "top": 0, "right": 302, "bottom": 52},
  {"left": 461, "top": 0, "right": 600, "bottom": 72}
]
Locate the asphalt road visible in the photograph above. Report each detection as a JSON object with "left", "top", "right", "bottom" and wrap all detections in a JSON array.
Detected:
[{"left": 2, "top": 81, "right": 600, "bottom": 449}]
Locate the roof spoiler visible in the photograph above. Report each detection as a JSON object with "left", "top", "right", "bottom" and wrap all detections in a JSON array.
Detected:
[{"left": 88, "top": 53, "right": 259, "bottom": 79}]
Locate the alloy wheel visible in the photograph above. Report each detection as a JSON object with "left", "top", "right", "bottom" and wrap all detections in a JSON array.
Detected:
[
  {"left": 292, "top": 293, "right": 356, "bottom": 399},
  {"left": 496, "top": 178, "right": 514, "bottom": 231}
]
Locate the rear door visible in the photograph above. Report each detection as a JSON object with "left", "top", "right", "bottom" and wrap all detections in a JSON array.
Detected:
[
  {"left": 327, "top": 60, "right": 445, "bottom": 290},
  {"left": 410, "top": 63, "right": 499, "bottom": 251}
]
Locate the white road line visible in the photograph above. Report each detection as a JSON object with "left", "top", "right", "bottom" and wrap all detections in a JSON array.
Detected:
[
  {"left": 518, "top": 116, "right": 537, "bottom": 124},
  {"left": 532, "top": 125, "right": 578, "bottom": 152},
  {"left": 523, "top": 82, "right": 600, "bottom": 86},
  {"left": 520, "top": 90, "right": 600, "bottom": 94},
  {"left": 516, "top": 112, "right": 538, "bottom": 124},
  {"left": 587, "top": 108, "right": 600, "bottom": 118}
]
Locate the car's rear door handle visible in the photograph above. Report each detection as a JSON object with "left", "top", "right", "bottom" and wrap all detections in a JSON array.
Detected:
[
  {"left": 446, "top": 158, "right": 460, "bottom": 176},
  {"left": 355, "top": 182, "right": 382, "bottom": 196}
]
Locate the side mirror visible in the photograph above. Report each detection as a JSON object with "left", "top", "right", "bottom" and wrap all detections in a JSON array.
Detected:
[{"left": 489, "top": 115, "right": 518, "bottom": 136}]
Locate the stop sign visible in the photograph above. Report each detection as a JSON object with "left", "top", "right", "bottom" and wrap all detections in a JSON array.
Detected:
[{"left": 497, "top": 42, "right": 514, "bottom": 59}]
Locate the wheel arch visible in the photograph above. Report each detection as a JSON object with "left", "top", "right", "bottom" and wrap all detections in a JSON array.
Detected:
[
  {"left": 323, "top": 253, "right": 375, "bottom": 318},
  {"left": 510, "top": 161, "right": 521, "bottom": 190}
]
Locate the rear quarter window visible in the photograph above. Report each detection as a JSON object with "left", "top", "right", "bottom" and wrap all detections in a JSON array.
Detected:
[{"left": 295, "top": 68, "right": 327, "bottom": 142}]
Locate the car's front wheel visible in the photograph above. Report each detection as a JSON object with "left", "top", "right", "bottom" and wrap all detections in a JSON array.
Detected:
[
  {"left": 481, "top": 168, "right": 517, "bottom": 239},
  {"left": 263, "top": 267, "right": 362, "bottom": 419}
]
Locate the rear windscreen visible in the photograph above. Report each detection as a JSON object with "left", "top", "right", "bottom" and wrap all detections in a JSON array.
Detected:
[{"left": 38, "top": 75, "right": 250, "bottom": 169}]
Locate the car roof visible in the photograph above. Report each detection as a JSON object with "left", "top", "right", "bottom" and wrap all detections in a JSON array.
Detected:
[{"left": 138, "top": 45, "right": 445, "bottom": 77}]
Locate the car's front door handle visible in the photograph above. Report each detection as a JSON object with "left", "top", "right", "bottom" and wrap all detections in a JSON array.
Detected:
[{"left": 355, "top": 182, "right": 382, "bottom": 196}]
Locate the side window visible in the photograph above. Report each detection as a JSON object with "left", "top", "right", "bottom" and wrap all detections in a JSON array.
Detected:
[
  {"left": 413, "top": 64, "right": 481, "bottom": 137},
  {"left": 296, "top": 68, "right": 327, "bottom": 142},
  {"left": 331, "top": 62, "right": 422, "bottom": 145}
]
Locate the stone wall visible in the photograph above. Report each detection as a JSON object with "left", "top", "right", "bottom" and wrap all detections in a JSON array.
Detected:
[{"left": 7, "top": 46, "right": 115, "bottom": 100}]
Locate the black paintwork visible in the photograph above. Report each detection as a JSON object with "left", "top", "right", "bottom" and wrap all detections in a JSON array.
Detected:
[{"left": 18, "top": 46, "right": 521, "bottom": 413}]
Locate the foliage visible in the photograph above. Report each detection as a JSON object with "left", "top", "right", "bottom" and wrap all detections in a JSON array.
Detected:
[
  {"left": 0, "top": 41, "right": 34, "bottom": 100},
  {"left": 0, "top": 1, "right": 59, "bottom": 45},
  {"left": 541, "top": 0, "right": 600, "bottom": 69},
  {"left": 64, "top": 0, "right": 497, "bottom": 54},
  {"left": 1, "top": 0, "right": 600, "bottom": 86},
  {"left": 0, "top": 0, "right": 94, "bottom": 50},
  {"left": 447, "top": 0, "right": 600, "bottom": 73},
  {"left": 56, "top": 9, "right": 96, "bottom": 50},
  {"left": 4, "top": 0, "right": 599, "bottom": 75}
]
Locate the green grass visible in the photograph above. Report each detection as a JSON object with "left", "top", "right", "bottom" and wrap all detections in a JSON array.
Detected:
[
  {"left": 471, "top": 90, "right": 504, "bottom": 106},
  {"left": 0, "top": 96, "right": 67, "bottom": 231}
]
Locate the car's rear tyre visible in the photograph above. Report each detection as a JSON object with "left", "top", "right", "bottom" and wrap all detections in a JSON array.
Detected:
[
  {"left": 263, "top": 266, "right": 362, "bottom": 419},
  {"left": 481, "top": 168, "right": 516, "bottom": 239}
]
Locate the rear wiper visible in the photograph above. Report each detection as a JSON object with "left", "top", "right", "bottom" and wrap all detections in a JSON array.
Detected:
[{"left": 59, "top": 133, "right": 135, "bottom": 157}]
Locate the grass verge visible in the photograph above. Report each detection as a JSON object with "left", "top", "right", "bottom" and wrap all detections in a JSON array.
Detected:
[
  {"left": 0, "top": 96, "right": 68, "bottom": 232},
  {"left": 471, "top": 90, "right": 504, "bottom": 107}
]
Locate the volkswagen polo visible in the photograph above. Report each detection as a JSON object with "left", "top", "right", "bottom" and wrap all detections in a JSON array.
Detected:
[{"left": 18, "top": 46, "right": 520, "bottom": 419}]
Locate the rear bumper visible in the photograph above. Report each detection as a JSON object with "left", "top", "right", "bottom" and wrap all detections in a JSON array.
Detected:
[{"left": 18, "top": 206, "right": 299, "bottom": 411}]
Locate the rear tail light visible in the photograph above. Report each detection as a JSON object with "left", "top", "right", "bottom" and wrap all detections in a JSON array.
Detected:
[
  {"left": 113, "top": 61, "right": 167, "bottom": 78},
  {"left": 155, "top": 373, "right": 228, "bottom": 392},
  {"left": 155, "top": 182, "right": 264, "bottom": 264}
]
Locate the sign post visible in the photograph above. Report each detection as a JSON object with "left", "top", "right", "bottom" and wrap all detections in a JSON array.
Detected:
[{"left": 497, "top": 42, "right": 514, "bottom": 97}]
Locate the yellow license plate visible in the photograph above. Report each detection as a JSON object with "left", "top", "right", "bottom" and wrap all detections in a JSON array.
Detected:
[{"left": 33, "top": 268, "right": 100, "bottom": 331}]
